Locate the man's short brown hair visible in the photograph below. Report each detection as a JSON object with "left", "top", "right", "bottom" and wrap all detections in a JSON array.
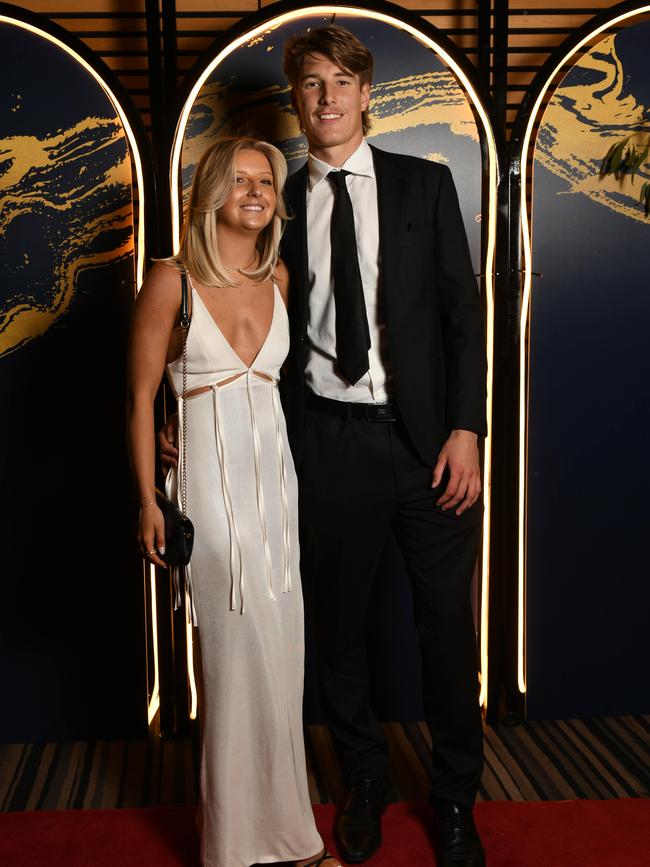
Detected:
[{"left": 283, "top": 25, "right": 374, "bottom": 135}]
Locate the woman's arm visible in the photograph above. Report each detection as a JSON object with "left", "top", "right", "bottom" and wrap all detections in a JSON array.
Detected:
[{"left": 126, "top": 262, "right": 182, "bottom": 568}]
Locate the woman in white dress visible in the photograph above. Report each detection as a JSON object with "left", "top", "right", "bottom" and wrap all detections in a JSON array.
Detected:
[{"left": 126, "top": 137, "right": 340, "bottom": 867}]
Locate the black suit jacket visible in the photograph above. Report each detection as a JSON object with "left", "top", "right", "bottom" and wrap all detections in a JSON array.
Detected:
[{"left": 280, "top": 144, "right": 487, "bottom": 467}]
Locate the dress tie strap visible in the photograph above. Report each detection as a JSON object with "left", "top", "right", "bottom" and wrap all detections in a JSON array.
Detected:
[
  {"left": 212, "top": 386, "right": 246, "bottom": 613},
  {"left": 271, "top": 384, "right": 292, "bottom": 593},
  {"left": 246, "top": 370, "right": 276, "bottom": 603},
  {"left": 198, "top": 372, "right": 293, "bottom": 614}
]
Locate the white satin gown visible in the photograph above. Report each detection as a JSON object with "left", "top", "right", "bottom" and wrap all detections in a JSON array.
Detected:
[{"left": 165, "top": 275, "right": 322, "bottom": 867}]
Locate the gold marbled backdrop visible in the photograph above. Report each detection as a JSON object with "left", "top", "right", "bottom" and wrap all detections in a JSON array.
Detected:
[
  {"left": 534, "top": 29, "right": 650, "bottom": 224},
  {"left": 0, "top": 21, "right": 136, "bottom": 358}
]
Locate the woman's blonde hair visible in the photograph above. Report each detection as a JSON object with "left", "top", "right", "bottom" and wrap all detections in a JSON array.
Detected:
[{"left": 162, "top": 136, "right": 289, "bottom": 287}]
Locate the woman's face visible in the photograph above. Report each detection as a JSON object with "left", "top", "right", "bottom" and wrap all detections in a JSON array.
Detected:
[{"left": 217, "top": 149, "right": 277, "bottom": 234}]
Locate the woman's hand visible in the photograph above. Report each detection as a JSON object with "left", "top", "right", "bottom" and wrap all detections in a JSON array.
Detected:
[{"left": 138, "top": 502, "right": 168, "bottom": 569}]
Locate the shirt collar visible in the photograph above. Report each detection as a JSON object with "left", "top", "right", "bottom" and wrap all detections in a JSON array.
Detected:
[{"left": 307, "top": 138, "right": 375, "bottom": 191}]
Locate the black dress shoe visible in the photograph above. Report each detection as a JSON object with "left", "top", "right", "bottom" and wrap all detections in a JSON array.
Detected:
[
  {"left": 335, "top": 778, "right": 386, "bottom": 863},
  {"left": 435, "top": 801, "right": 485, "bottom": 867}
]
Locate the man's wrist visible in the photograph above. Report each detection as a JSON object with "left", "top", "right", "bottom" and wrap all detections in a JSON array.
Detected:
[{"left": 450, "top": 428, "right": 478, "bottom": 441}]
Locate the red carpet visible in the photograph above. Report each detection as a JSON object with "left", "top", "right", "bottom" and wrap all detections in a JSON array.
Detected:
[{"left": 0, "top": 800, "right": 648, "bottom": 866}]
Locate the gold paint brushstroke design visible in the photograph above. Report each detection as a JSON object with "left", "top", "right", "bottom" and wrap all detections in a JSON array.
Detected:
[
  {"left": 535, "top": 34, "right": 650, "bottom": 224},
  {"left": 0, "top": 117, "right": 135, "bottom": 358},
  {"left": 369, "top": 72, "right": 478, "bottom": 142}
]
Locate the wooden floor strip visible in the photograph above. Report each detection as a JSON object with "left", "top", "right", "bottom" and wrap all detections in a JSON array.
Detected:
[
  {"left": 82, "top": 741, "right": 103, "bottom": 809},
  {"left": 482, "top": 740, "right": 522, "bottom": 801},
  {"left": 384, "top": 723, "right": 431, "bottom": 802},
  {"left": 488, "top": 726, "right": 548, "bottom": 800},
  {"left": 122, "top": 740, "right": 146, "bottom": 809},
  {"left": 565, "top": 720, "right": 634, "bottom": 797},
  {"left": 0, "top": 744, "right": 28, "bottom": 811},
  {"left": 6, "top": 745, "right": 38, "bottom": 811},
  {"left": 478, "top": 752, "right": 510, "bottom": 801},
  {"left": 24, "top": 743, "right": 57, "bottom": 811},
  {"left": 523, "top": 724, "right": 592, "bottom": 799},
  {"left": 1, "top": 715, "right": 648, "bottom": 810},
  {"left": 305, "top": 725, "right": 346, "bottom": 806},
  {"left": 588, "top": 717, "right": 650, "bottom": 791},
  {"left": 540, "top": 722, "right": 608, "bottom": 799}
]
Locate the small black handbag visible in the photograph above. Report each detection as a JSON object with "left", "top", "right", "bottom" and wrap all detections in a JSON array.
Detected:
[
  {"left": 155, "top": 486, "right": 194, "bottom": 566},
  {"left": 154, "top": 271, "right": 194, "bottom": 567}
]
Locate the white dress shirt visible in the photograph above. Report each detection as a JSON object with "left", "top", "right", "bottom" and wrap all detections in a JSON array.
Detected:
[{"left": 305, "top": 138, "right": 390, "bottom": 404}]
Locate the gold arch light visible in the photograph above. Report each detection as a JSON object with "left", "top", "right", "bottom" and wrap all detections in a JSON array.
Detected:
[
  {"left": 0, "top": 12, "right": 152, "bottom": 720},
  {"left": 170, "top": 5, "right": 498, "bottom": 712},
  {"left": 516, "top": 4, "right": 650, "bottom": 695}
]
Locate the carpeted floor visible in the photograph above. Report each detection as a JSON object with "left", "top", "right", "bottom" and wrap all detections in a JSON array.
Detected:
[
  {"left": 1, "top": 800, "right": 648, "bottom": 866},
  {"left": 1, "top": 717, "right": 648, "bottom": 811}
]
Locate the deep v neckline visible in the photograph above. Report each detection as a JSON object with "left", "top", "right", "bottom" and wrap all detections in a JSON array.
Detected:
[{"left": 191, "top": 280, "right": 278, "bottom": 371}]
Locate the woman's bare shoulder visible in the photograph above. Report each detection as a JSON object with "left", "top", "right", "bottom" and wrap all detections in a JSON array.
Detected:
[
  {"left": 137, "top": 261, "right": 184, "bottom": 304},
  {"left": 146, "top": 260, "right": 184, "bottom": 287}
]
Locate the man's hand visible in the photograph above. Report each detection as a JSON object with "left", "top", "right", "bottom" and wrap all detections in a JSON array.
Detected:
[
  {"left": 159, "top": 413, "right": 179, "bottom": 476},
  {"left": 432, "top": 429, "right": 481, "bottom": 516}
]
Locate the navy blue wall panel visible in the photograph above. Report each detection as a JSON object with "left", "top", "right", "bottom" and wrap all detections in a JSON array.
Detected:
[{"left": 526, "top": 20, "right": 650, "bottom": 718}]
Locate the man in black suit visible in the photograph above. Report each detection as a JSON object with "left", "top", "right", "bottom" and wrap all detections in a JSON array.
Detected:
[
  {"left": 280, "top": 26, "right": 486, "bottom": 867},
  {"left": 160, "top": 24, "right": 486, "bottom": 866}
]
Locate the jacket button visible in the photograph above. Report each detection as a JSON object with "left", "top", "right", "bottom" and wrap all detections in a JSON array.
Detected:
[{"left": 298, "top": 335, "right": 305, "bottom": 344}]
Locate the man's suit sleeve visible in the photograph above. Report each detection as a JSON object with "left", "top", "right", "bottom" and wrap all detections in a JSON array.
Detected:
[{"left": 434, "top": 164, "right": 487, "bottom": 437}]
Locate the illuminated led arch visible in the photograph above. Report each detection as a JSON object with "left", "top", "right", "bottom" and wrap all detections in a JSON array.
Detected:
[
  {"left": 171, "top": 3, "right": 499, "bottom": 712},
  {"left": 0, "top": 6, "right": 155, "bottom": 720},
  {"left": 513, "top": 2, "right": 650, "bottom": 696}
]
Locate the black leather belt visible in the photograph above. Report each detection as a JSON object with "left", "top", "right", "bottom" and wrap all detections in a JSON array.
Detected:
[{"left": 307, "top": 391, "right": 398, "bottom": 423}]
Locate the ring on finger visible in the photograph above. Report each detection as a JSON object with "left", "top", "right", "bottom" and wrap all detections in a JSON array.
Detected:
[{"left": 146, "top": 548, "right": 156, "bottom": 557}]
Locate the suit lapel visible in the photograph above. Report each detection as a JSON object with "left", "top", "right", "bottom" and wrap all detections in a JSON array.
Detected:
[
  {"left": 284, "top": 164, "right": 310, "bottom": 332},
  {"left": 371, "top": 145, "right": 407, "bottom": 317}
]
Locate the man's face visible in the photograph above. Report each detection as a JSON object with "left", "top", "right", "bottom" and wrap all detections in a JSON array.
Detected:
[{"left": 293, "top": 52, "right": 370, "bottom": 157}]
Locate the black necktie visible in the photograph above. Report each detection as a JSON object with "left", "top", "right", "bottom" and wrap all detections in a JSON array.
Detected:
[{"left": 328, "top": 170, "right": 371, "bottom": 385}]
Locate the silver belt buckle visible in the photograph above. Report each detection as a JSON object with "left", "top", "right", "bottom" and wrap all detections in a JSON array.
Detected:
[{"left": 369, "top": 403, "right": 396, "bottom": 422}]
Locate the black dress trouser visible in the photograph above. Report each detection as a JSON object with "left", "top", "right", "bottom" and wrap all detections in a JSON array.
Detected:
[{"left": 298, "top": 401, "right": 484, "bottom": 808}]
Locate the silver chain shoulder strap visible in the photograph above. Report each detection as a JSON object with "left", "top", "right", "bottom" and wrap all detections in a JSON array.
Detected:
[{"left": 180, "top": 270, "right": 190, "bottom": 518}]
